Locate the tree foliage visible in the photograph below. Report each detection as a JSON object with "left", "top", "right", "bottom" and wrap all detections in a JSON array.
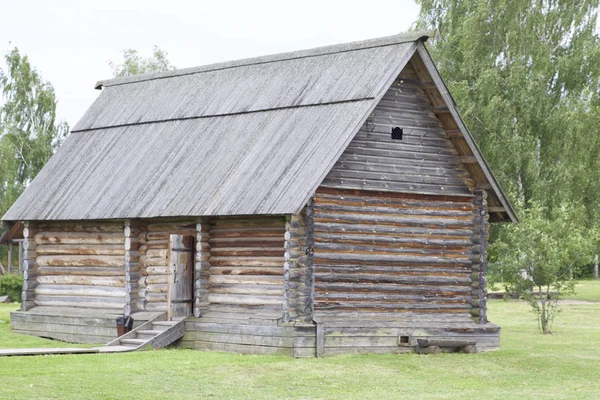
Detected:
[
  {"left": 0, "top": 48, "right": 68, "bottom": 218},
  {"left": 109, "top": 45, "right": 175, "bottom": 77},
  {"left": 491, "top": 203, "right": 596, "bottom": 333},
  {"left": 415, "top": 0, "right": 600, "bottom": 331},
  {"left": 0, "top": 48, "right": 68, "bottom": 266}
]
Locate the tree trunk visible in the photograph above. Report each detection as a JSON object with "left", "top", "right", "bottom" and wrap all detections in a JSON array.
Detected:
[{"left": 594, "top": 254, "right": 598, "bottom": 280}]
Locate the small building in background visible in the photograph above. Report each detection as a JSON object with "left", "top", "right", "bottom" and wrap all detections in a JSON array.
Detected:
[{"left": 1, "top": 31, "right": 516, "bottom": 356}]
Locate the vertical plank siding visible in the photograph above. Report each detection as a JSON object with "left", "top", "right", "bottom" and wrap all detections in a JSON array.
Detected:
[
  {"left": 31, "top": 222, "right": 126, "bottom": 311},
  {"left": 207, "top": 216, "right": 285, "bottom": 318}
]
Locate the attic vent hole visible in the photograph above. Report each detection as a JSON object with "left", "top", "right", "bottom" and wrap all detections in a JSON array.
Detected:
[{"left": 391, "top": 127, "right": 403, "bottom": 140}]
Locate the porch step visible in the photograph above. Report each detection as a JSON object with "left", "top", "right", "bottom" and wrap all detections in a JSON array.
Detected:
[
  {"left": 104, "top": 313, "right": 186, "bottom": 352},
  {"left": 120, "top": 338, "right": 147, "bottom": 346}
]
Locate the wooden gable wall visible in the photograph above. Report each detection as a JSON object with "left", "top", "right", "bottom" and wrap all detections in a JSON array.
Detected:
[{"left": 312, "top": 61, "right": 486, "bottom": 320}]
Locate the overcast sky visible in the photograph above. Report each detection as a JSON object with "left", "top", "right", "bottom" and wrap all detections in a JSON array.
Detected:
[{"left": 0, "top": 1, "right": 420, "bottom": 127}]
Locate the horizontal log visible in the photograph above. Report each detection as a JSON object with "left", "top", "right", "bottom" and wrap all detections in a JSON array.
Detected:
[
  {"left": 315, "top": 187, "right": 474, "bottom": 207},
  {"left": 314, "top": 252, "right": 471, "bottom": 266},
  {"left": 314, "top": 242, "right": 469, "bottom": 258},
  {"left": 33, "top": 223, "right": 123, "bottom": 232},
  {"left": 208, "top": 294, "right": 283, "bottom": 306},
  {"left": 146, "top": 283, "right": 169, "bottom": 293},
  {"left": 210, "top": 248, "right": 284, "bottom": 257},
  {"left": 34, "top": 295, "right": 124, "bottom": 309},
  {"left": 146, "top": 275, "right": 168, "bottom": 284},
  {"left": 35, "top": 284, "right": 126, "bottom": 297},
  {"left": 37, "top": 255, "right": 124, "bottom": 267},
  {"left": 314, "top": 273, "right": 470, "bottom": 285},
  {"left": 314, "top": 222, "right": 473, "bottom": 239},
  {"left": 34, "top": 232, "right": 125, "bottom": 245},
  {"left": 316, "top": 293, "right": 470, "bottom": 303},
  {"left": 314, "top": 282, "right": 470, "bottom": 294},
  {"left": 37, "top": 266, "right": 124, "bottom": 276},
  {"left": 210, "top": 275, "right": 284, "bottom": 285},
  {"left": 314, "top": 212, "right": 472, "bottom": 229},
  {"left": 209, "top": 284, "right": 283, "bottom": 296},
  {"left": 315, "top": 233, "right": 471, "bottom": 248},
  {"left": 314, "top": 302, "right": 470, "bottom": 311},
  {"left": 210, "top": 257, "right": 283, "bottom": 267},
  {"left": 210, "top": 267, "right": 282, "bottom": 276},
  {"left": 35, "top": 244, "right": 124, "bottom": 256},
  {"left": 320, "top": 177, "right": 473, "bottom": 197},
  {"left": 36, "top": 275, "right": 125, "bottom": 286}
]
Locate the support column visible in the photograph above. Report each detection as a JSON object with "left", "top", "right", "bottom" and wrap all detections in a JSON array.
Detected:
[
  {"left": 471, "top": 189, "right": 489, "bottom": 323},
  {"left": 283, "top": 216, "right": 293, "bottom": 323},
  {"left": 21, "top": 222, "right": 37, "bottom": 311},
  {"left": 303, "top": 199, "right": 315, "bottom": 322},
  {"left": 194, "top": 219, "right": 211, "bottom": 318},
  {"left": 124, "top": 220, "right": 141, "bottom": 316}
]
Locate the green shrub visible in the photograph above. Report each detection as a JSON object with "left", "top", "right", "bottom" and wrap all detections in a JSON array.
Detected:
[{"left": 0, "top": 274, "right": 23, "bottom": 302}]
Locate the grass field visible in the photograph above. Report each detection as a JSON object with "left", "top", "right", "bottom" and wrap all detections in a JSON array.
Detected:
[
  {"left": 567, "top": 279, "right": 600, "bottom": 302},
  {"left": 1, "top": 284, "right": 599, "bottom": 399}
]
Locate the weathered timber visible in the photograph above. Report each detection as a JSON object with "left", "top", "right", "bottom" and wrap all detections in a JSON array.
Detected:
[
  {"left": 207, "top": 216, "right": 285, "bottom": 317},
  {"left": 472, "top": 190, "right": 489, "bottom": 323},
  {"left": 21, "top": 223, "right": 37, "bottom": 311}
]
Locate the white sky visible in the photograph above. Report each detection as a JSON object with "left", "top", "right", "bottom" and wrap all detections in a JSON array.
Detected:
[{"left": 0, "top": 0, "right": 420, "bottom": 127}]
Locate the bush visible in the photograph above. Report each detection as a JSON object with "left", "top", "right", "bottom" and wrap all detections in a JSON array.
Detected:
[{"left": 0, "top": 274, "right": 23, "bottom": 302}]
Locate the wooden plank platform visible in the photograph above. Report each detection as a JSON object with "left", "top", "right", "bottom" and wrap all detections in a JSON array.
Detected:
[{"left": 0, "top": 347, "right": 99, "bottom": 356}]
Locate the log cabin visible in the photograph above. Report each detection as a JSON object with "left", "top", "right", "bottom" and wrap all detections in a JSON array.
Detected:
[{"left": 1, "top": 31, "right": 517, "bottom": 356}]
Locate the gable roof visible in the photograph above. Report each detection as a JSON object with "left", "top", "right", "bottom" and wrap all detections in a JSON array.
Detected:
[{"left": 2, "top": 31, "right": 516, "bottom": 223}]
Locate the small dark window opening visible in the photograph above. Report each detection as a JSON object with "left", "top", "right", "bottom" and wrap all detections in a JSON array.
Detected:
[
  {"left": 391, "top": 127, "right": 403, "bottom": 140},
  {"left": 399, "top": 336, "right": 410, "bottom": 344}
]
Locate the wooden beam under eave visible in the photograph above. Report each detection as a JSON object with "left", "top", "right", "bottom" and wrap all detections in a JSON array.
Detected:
[
  {"left": 476, "top": 183, "right": 493, "bottom": 190},
  {"left": 432, "top": 106, "right": 450, "bottom": 114},
  {"left": 446, "top": 129, "right": 462, "bottom": 138},
  {"left": 487, "top": 206, "right": 505, "bottom": 213},
  {"left": 460, "top": 156, "right": 478, "bottom": 164}
]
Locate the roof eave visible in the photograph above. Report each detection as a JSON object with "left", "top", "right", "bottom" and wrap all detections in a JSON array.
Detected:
[{"left": 415, "top": 42, "right": 518, "bottom": 223}]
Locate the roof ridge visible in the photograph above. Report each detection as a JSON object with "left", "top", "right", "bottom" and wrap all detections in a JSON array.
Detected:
[{"left": 95, "top": 30, "right": 436, "bottom": 89}]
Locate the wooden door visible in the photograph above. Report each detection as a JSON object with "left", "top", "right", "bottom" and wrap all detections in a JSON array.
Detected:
[{"left": 168, "top": 234, "right": 194, "bottom": 319}]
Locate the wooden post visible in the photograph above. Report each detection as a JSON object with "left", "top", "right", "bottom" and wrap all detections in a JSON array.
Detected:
[
  {"left": 194, "top": 220, "right": 211, "bottom": 318},
  {"left": 282, "top": 216, "right": 292, "bottom": 323},
  {"left": 7, "top": 242, "right": 13, "bottom": 274},
  {"left": 304, "top": 199, "right": 315, "bottom": 321},
  {"left": 124, "top": 220, "right": 132, "bottom": 317},
  {"left": 18, "top": 241, "right": 23, "bottom": 275},
  {"left": 471, "top": 189, "right": 489, "bottom": 324},
  {"left": 594, "top": 254, "right": 598, "bottom": 280},
  {"left": 316, "top": 321, "right": 324, "bottom": 358},
  {"left": 21, "top": 222, "right": 37, "bottom": 311}
]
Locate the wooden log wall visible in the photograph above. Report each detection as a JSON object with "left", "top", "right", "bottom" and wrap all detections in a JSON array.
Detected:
[
  {"left": 471, "top": 189, "right": 489, "bottom": 323},
  {"left": 139, "top": 220, "right": 195, "bottom": 312},
  {"left": 320, "top": 64, "right": 474, "bottom": 197},
  {"left": 21, "top": 223, "right": 37, "bottom": 311},
  {"left": 124, "top": 220, "right": 142, "bottom": 316},
  {"left": 312, "top": 188, "right": 475, "bottom": 317},
  {"left": 32, "top": 221, "right": 126, "bottom": 311},
  {"left": 208, "top": 216, "right": 285, "bottom": 318},
  {"left": 286, "top": 204, "right": 315, "bottom": 323},
  {"left": 194, "top": 220, "right": 210, "bottom": 317}
]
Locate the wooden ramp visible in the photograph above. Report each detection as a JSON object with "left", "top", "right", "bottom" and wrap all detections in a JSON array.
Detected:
[{"left": 1, "top": 313, "right": 185, "bottom": 357}]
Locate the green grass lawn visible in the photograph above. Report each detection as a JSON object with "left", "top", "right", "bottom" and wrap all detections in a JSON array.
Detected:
[
  {"left": 0, "top": 303, "right": 94, "bottom": 349},
  {"left": 1, "top": 295, "right": 599, "bottom": 398},
  {"left": 567, "top": 279, "right": 600, "bottom": 302}
]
